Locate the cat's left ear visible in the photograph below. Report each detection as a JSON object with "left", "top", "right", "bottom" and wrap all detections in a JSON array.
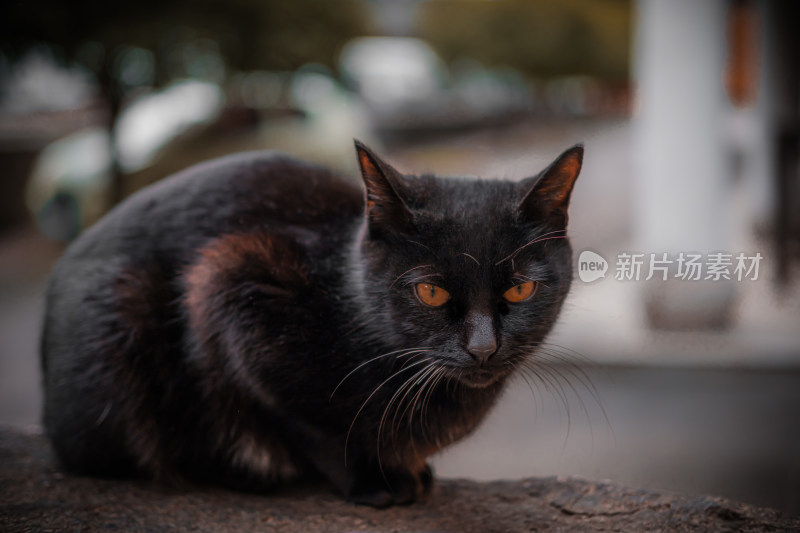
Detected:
[
  {"left": 354, "top": 140, "right": 413, "bottom": 232},
  {"left": 518, "top": 144, "right": 583, "bottom": 227}
]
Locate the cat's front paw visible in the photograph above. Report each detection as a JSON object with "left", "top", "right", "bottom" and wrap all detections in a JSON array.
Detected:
[
  {"left": 347, "top": 464, "right": 433, "bottom": 508},
  {"left": 418, "top": 462, "right": 433, "bottom": 494},
  {"left": 347, "top": 486, "right": 396, "bottom": 508}
]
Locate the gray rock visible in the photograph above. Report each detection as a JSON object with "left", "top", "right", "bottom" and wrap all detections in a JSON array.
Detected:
[{"left": 1, "top": 426, "right": 797, "bottom": 532}]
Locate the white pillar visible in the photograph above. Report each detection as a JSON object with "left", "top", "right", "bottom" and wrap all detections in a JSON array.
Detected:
[{"left": 634, "top": 0, "right": 735, "bottom": 328}]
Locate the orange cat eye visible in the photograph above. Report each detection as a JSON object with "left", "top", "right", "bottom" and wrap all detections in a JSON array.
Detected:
[
  {"left": 415, "top": 283, "right": 451, "bottom": 307},
  {"left": 503, "top": 281, "right": 537, "bottom": 303}
]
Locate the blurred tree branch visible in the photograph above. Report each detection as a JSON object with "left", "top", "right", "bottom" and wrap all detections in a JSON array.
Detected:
[
  {"left": 417, "top": 0, "right": 631, "bottom": 81},
  {"left": 1, "top": 0, "right": 369, "bottom": 204}
]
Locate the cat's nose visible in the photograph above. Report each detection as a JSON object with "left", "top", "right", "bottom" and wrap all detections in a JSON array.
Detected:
[
  {"left": 467, "top": 340, "right": 497, "bottom": 363},
  {"left": 465, "top": 311, "right": 498, "bottom": 363}
]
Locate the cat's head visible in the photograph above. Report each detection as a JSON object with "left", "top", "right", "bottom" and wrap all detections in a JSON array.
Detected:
[{"left": 352, "top": 141, "right": 582, "bottom": 389}]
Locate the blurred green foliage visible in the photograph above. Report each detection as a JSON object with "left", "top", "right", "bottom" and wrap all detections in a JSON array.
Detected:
[
  {"left": 1, "top": 0, "right": 370, "bottom": 81},
  {"left": 1, "top": 0, "right": 370, "bottom": 204},
  {"left": 417, "top": 0, "right": 631, "bottom": 80}
]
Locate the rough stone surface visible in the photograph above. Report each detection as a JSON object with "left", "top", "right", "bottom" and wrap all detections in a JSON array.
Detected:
[{"left": 1, "top": 427, "right": 797, "bottom": 532}]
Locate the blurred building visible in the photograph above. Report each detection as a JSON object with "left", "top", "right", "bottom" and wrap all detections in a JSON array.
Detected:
[{"left": 634, "top": 0, "right": 799, "bottom": 329}]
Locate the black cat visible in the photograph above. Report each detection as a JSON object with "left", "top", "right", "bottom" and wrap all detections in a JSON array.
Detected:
[{"left": 41, "top": 141, "right": 583, "bottom": 507}]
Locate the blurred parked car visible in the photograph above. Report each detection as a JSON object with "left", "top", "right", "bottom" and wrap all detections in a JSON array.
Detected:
[
  {"left": 339, "top": 36, "right": 532, "bottom": 141},
  {"left": 26, "top": 79, "right": 224, "bottom": 240},
  {"left": 26, "top": 71, "right": 375, "bottom": 241}
]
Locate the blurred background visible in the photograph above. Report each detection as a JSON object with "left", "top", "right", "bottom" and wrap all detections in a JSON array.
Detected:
[{"left": 1, "top": 0, "right": 798, "bottom": 516}]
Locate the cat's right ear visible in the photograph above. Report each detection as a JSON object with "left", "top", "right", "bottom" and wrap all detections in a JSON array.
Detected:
[
  {"left": 354, "top": 140, "right": 413, "bottom": 232},
  {"left": 518, "top": 144, "right": 583, "bottom": 228}
]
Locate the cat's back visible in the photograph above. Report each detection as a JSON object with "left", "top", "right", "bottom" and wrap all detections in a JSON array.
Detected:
[{"left": 61, "top": 151, "right": 364, "bottom": 264}]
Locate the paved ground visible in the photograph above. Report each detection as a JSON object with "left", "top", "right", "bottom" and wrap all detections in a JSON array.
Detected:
[
  {"left": 1, "top": 117, "right": 799, "bottom": 518},
  {"left": 3, "top": 428, "right": 798, "bottom": 532}
]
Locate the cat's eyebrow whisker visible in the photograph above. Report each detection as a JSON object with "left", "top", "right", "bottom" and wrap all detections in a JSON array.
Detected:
[
  {"left": 408, "top": 240, "right": 435, "bottom": 255},
  {"left": 496, "top": 235, "right": 567, "bottom": 266},
  {"left": 495, "top": 229, "right": 567, "bottom": 266},
  {"left": 511, "top": 276, "right": 551, "bottom": 290},
  {"left": 390, "top": 265, "right": 432, "bottom": 288},
  {"left": 461, "top": 252, "right": 480, "bottom": 266},
  {"left": 401, "top": 273, "right": 443, "bottom": 287},
  {"left": 329, "top": 347, "right": 432, "bottom": 400},
  {"left": 512, "top": 274, "right": 550, "bottom": 289}
]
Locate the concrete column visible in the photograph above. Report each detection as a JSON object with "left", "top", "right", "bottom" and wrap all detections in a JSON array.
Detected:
[{"left": 634, "top": 0, "right": 735, "bottom": 329}]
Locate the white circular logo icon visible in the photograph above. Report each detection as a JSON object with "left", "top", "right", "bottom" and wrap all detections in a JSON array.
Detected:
[{"left": 578, "top": 251, "right": 608, "bottom": 283}]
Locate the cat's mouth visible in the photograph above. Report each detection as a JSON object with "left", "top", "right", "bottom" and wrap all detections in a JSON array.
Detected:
[{"left": 445, "top": 365, "right": 508, "bottom": 389}]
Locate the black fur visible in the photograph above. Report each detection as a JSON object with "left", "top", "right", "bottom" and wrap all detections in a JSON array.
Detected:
[{"left": 41, "top": 141, "right": 583, "bottom": 507}]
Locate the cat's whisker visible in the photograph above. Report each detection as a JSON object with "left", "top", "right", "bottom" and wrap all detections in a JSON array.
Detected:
[
  {"left": 420, "top": 366, "right": 447, "bottom": 441},
  {"left": 520, "top": 343, "right": 597, "bottom": 390},
  {"left": 392, "top": 363, "right": 438, "bottom": 458},
  {"left": 406, "top": 363, "right": 443, "bottom": 444},
  {"left": 518, "top": 359, "right": 573, "bottom": 446},
  {"left": 378, "top": 362, "right": 436, "bottom": 450},
  {"left": 519, "top": 364, "right": 565, "bottom": 438},
  {"left": 536, "top": 341, "right": 597, "bottom": 367},
  {"left": 389, "top": 362, "right": 439, "bottom": 447},
  {"left": 376, "top": 361, "right": 437, "bottom": 486},
  {"left": 345, "top": 357, "right": 431, "bottom": 467},
  {"left": 409, "top": 365, "right": 440, "bottom": 447},
  {"left": 521, "top": 345, "right": 593, "bottom": 387},
  {"left": 523, "top": 342, "right": 606, "bottom": 409},
  {"left": 533, "top": 347, "right": 612, "bottom": 436},
  {"left": 536, "top": 358, "right": 593, "bottom": 443},
  {"left": 494, "top": 229, "right": 567, "bottom": 266},
  {"left": 511, "top": 363, "right": 543, "bottom": 421},
  {"left": 393, "top": 363, "right": 441, "bottom": 456},
  {"left": 329, "top": 347, "right": 432, "bottom": 400},
  {"left": 390, "top": 265, "right": 432, "bottom": 288},
  {"left": 535, "top": 348, "right": 601, "bottom": 403},
  {"left": 516, "top": 343, "right": 613, "bottom": 443}
]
